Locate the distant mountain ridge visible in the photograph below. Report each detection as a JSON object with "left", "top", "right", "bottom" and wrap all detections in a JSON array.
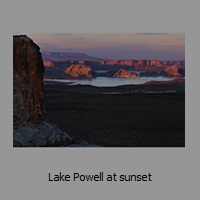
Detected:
[
  {"left": 42, "top": 52, "right": 103, "bottom": 61},
  {"left": 42, "top": 52, "right": 185, "bottom": 68}
]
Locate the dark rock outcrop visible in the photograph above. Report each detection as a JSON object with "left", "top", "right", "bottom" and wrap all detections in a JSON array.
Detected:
[{"left": 13, "top": 35, "right": 45, "bottom": 125}]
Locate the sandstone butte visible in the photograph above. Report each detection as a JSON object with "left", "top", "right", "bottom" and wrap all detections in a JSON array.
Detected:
[
  {"left": 64, "top": 64, "right": 94, "bottom": 78},
  {"left": 43, "top": 61, "right": 54, "bottom": 67},
  {"left": 163, "top": 65, "right": 181, "bottom": 76},
  {"left": 112, "top": 68, "right": 140, "bottom": 78}
]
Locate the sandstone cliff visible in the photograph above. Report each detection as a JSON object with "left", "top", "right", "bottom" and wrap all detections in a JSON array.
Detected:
[
  {"left": 64, "top": 64, "right": 94, "bottom": 78},
  {"left": 112, "top": 69, "right": 140, "bottom": 78}
]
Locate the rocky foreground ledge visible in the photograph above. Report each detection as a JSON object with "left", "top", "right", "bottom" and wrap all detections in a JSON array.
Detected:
[
  {"left": 13, "top": 121, "right": 73, "bottom": 147},
  {"left": 13, "top": 121, "right": 100, "bottom": 147}
]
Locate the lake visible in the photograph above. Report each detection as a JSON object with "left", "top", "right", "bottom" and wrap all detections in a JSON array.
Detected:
[{"left": 45, "top": 76, "right": 175, "bottom": 87}]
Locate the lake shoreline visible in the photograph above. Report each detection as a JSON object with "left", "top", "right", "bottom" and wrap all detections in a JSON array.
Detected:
[{"left": 44, "top": 76, "right": 184, "bottom": 87}]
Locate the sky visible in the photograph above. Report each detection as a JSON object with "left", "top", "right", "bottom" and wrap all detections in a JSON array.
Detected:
[{"left": 27, "top": 33, "right": 185, "bottom": 60}]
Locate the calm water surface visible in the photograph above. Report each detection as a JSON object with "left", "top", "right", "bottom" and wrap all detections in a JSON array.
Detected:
[{"left": 45, "top": 76, "right": 175, "bottom": 87}]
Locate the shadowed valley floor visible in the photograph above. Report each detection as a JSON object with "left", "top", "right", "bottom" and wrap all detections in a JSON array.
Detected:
[{"left": 44, "top": 82, "right": 185, "bottom": 147}]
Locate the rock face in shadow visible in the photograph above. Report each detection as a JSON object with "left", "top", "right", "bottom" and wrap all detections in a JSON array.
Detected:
[
  {"left": 13, "top": 35, "right": 74, "bottom": 147},
  {"left": 112, "top": 69, "right": 140, "bottom": 78},
  {"left": 13, "top": 35, "right": 45, "bottom": 125},
  {"left": 64, "top": 64, "right": 94, "bottom": 78}
]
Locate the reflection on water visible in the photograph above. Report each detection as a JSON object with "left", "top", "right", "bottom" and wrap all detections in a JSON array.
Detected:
[{"left": 45, "top": 76, "right": 175, "bottom": 87}]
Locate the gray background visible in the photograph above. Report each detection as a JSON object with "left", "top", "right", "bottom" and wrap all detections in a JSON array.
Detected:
[{"left": 0, "top": 0, "right": 198, "bottom": 199}]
